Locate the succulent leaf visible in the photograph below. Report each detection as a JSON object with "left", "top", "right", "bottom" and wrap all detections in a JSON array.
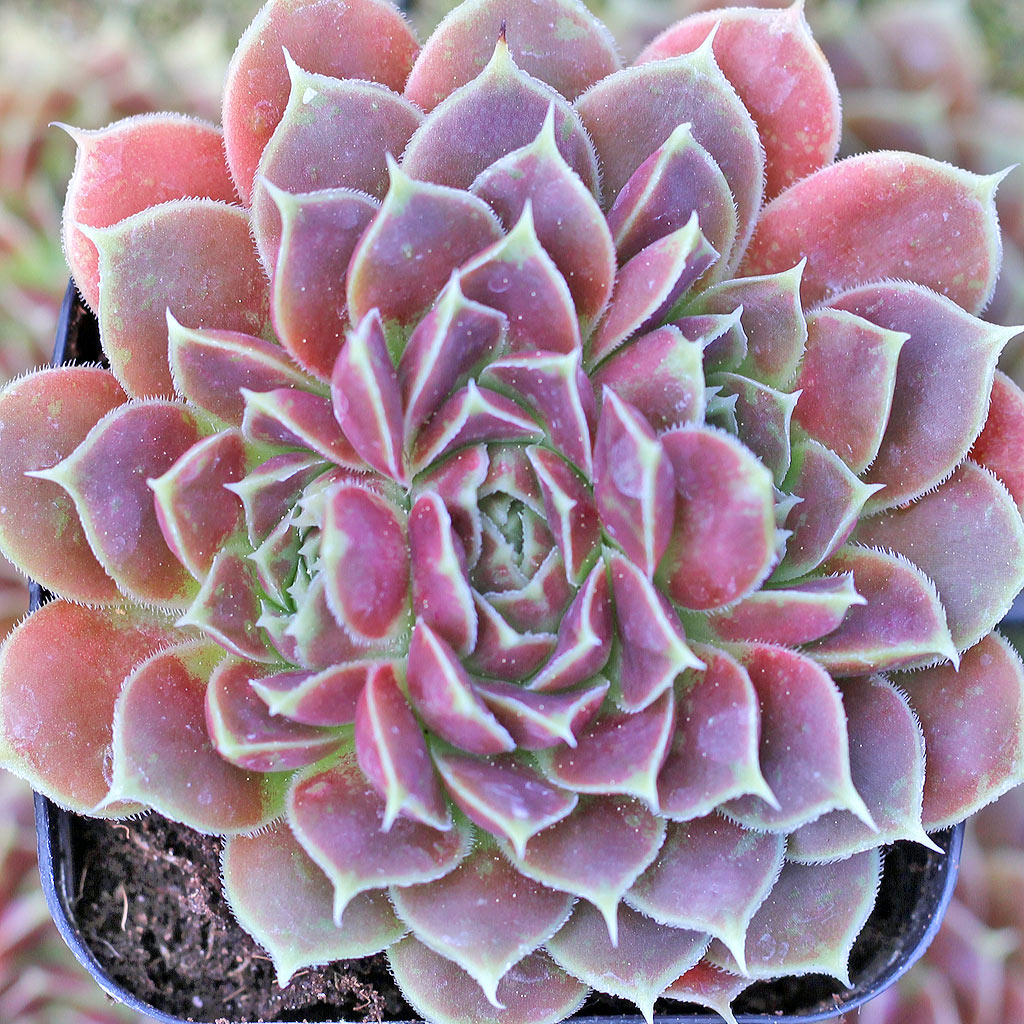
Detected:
[
  {"left": 661, "top": 961, "right": 750, "bottom": 1024},
  {"left": 971, "top": 371, "right": 1024, "bottom": 512},
  {"left": 251, "top": 662, "right": 372, "bottom": 727}
]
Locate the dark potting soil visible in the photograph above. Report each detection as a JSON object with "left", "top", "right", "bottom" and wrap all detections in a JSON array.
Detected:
[{"left": 68, "top": 810, "right": 956, "bottom": 1023}]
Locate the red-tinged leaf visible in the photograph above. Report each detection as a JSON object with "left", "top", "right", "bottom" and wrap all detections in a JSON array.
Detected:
[
  {"left": 793, "top": 308, "right": 908, "bottom": 475},
  {"left": 715, "top": 373, "right": 799, "bottom": 486},
  {"left": 540, "top": 690, "right": 675, "bottom": 808},
  {"left": 408, "top": 622, "right": 514, "bottom": 756},
  {"left": 402, "top": 37, "right": 599, "bottom": 196},
  {"left": 288, "top": 748, "right": 472, "bottom": 921},
  {"left": 0, "top": 602, "right": 176, "bottom": 814},
  {"left": 400, "top": 278, "right": 508, "bottom": 441},
  {"left": 576, "top": 41, "right": 763, "bottom": 246},
  {"left": 680, "top": 308, "right": 747, "bottom": 376},
  {"left": 206, "top": 658, "right": 342, "bottom": 772},
  {"left": 242, "top": 388, "right": 362, "bottom": 469},
  {"left": 774, "top": 439, "right": 882, "bottom": 583},
  {"left": 899, "top": 633, "right": 1024, "bottom": 829},
  {"left": 106, "top": 643, "right": 279, "bottom": 833},
  {"left": 266, "top": 186, "right": 379, "bottom": 380},
  {"left": 526, "top": 447, "right": 600, "bottom": 585},
  {"left": 742, "top": 153, "right": 1005, "bottom": 314},
  {"left": 717, "top": 852, "right": 882, "bottom": 986},
  {"left": 413, "top": 447, "right": 490, "bottom": 566},
  {"left": 252, "top": 663, "right": 373, "bottom": 726},
  {"left": 61, "top": 115, "right": 237, "bottom": 313},
  {"left": 413, "top": 382, "right": 544, "bottom": 473},
  {"left": 661, "top": 961, "right": 749, "bottom": 1024},
  {"left": 484, "top": 548, "right": 574, "bottom": 635},
  {"left": 227, "top": 451, "right": 326, "bottom": 546},
  {"left": 804, "top": 546, "right": 957, "bottom": 675},
  {"left": 588, "top": 216, "right": 717, "bottom": 367},
  {"left": 480, "top": 444, "right": 546, "bottom": 512},
  {"left": 356, "top": 663, "right": 449, "bottom": 832},
  {"left": 331, "top": 310, "right": 405, "bottom": 482},
  {"left": 854, "top": 462, "right": 1024, "bottom": 652},
  {"left": 476, "top": 679, "right": 607, "bottom": 750},
  {"left": 530, "top": 564, "right": 611, "bottom": 693},
  {"left": 389, "top": 940, "right": 587, "bottom": 1024},
  {"left": 607, "top": 122, "right": 737, "bottom": 274},
  {"left": 637, "top": 4, "right": 840, "bottom": 200},
  {"left": 511, "top": 796, "right": 665, "bottom": 943},
  {"left": 686, "top": 263, "right": 806, "bottom": 390},
  {"left": 150, "top": 430, "right": 246, "bottom": 580},
  {"left": 658, "top": 645, "right": 773, "bottom": 821},
  {"left": 593, "top": 326, "right": 704, "bottom": 432},
  {"left": 472, "top": 106, "right": 615, "bottom": 335},
  {"left": 627, "top": 815, "right": 784, "bottom": 973},
  {"left": 38, "top": 400, "right": 203, "bottom": 607},
  {"left": 724, "top": 644, "right": 873, "bottom": 832},
  {"left": 323, "top": 482, "right": 410, "bottom": 646},
  {"left": 971, "top": 371, "right": 1024, "bottom": 512},
  {"left": 707, "top": 575, "right": 865, "bottom": 646},
  {"left": 405, "top": 0, "right": 619, "bottom": 112},
  {"left": 831, "top": 282, "right": 1018, "bottom": 510},
  {"left": 481, "top": 351, "right": 596, "bottom": 476},
  {"left": 465, "top": 596, "right": 557, "bottom": 681},
  {"left": 252, "top": 59, "right": 421, "bottom": 259},
  {"left": 391, "top": 845, "right": 572, "bottom": 1008},
  {"left": 433, "top": 748, "right": 578, "bottom": 857},
  {"left": 89, "top": 200, "right": 270, "bottom": 399},
  {"left": 222, "top": 0, "right": 418, "bottom": 199},
  {"left": 548, "top": 903, "right": 706, "bottom": 1024},
  {"left": 177, "top": 549, "right": 273, "bottom": 663},
  {"left": 459, "top": 206, "right": 582, "bottom": 356},
  {"left": 167, "top": 317, "right": 317, "bottom": 425},
  {"left": 594, "top": 391, "right": 674, "bottom": 577},
  {"left": 0, "top": 367, "right": 124, "bottom": 603},
  {"left": 223, "top": 823, "right": 405, "bottom": 986},
  {"left": 658, "top": 426, "right": 776, "bottom": 611},
  {"left": 790, "top": 677, "right": 934, "bottom": 863},
  {"left": 608, "top": 554, "right": 703, "bottom": 712},
  {"left": 347, "top": 162, "right": 502, "bottom": 328},
  {"left": 409, "top": 492, "right": 478, "bottom": 657}
]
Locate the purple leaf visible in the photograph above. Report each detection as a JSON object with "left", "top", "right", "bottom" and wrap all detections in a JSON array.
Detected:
[
  {"left": 715, "top": 373, "right": 799, "bottom": 486},
  {"left": 476, "top": 679, "right": 608, "bottom": 750},
  {"left": 466, "top": 596, "right": 557, "bottom": 681},
  {"left": 482, "top": 548, "right": 573, "bottom": 635},
  {"left": 251, "top": 663, "right": 375, "bottom": 727}
]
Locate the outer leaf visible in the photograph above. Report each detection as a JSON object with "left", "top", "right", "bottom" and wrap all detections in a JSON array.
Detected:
[
  {"left": 0, "top": 367, "right": 125, "bottom": 603},
  {"left": 627, "top": 815, "right": 785, "bottom": 973},
  {"left": 661, "top": 961, "right": 749, "bottom": 1024},
  {"left": 899, "top": 633, "right": 1024, "bottom": 830},
  {"left": 404, "top": 0, "right": 619, "bottom": 110},
  {"left": 636, "top": 3, "right": 841, "bottom": 199},
  {"left": 389, "top": 939, "right": 587, "bottom": 1024},
  {"left": 658, "top": 426, "right": 776, "bottom": 611},
  {"left": 854, "top": 462, "right": 1024, "bottom": 652},
  {"left": 61, "top": 115, "right": 237, "bottom": 312},
  {"left": 391, "top": 845, "right": 572, "bottom": 1008},
  {"left": 356, "top": 662, "right": 449, "bottom": 831},
  {"left": 658, "top": 645, "right": 773, "bottom": 820},
  {"left": 402, "top": 36, "right": 599, "bottom": 195},
  {"left": 37, "top": 400, "right": 203, "bottom": 607},
  {"left": 88, "top": 200, "right": 270, "bottom": 399},
  {"left": 509, "top": 796, "right": 666, "bottom": 944},
  {"left": 223, "top": 822, "right": 405, "bottom": 986},
  {"left": 723, "top": 644, "right": 873, "bottom": 832},
  {"left": 971, "top": 371, "right": 1024, "bottom": 512},
  {"left": 288, "top": 748, "right": 472, "bottom": 922},
  {"left": 742, "top": 153, "right": 1005, "bottom": 314},
  {"left": 790, "top": 677, "right": 935, "bottom": 863},
  {"left": 830, "top": 281, "right": 1017, "bottom": 510},
  {"left": 105, "top": 643, "right": 280, "bottom": 834},
  {"left": 576, "top": 40, "right": 764, "bottom": 253},
  {"left": 546, "top": 902, "right": 707, "bottom": 1024},
  {"left": 222, "top": 0, "right": 418, "bottom": 199},
  {"left": 0, "top": 602, "right": 175, "bottom": 813}
]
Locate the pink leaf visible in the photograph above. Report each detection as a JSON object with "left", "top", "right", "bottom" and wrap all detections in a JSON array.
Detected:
[
  {"left": 475, "top": 679, "right": 607, "bottom": 750},
  {"left": 971, "top": 371, "right": 1024, "bottom": 512},
  {"left": 251, "top": 662, "right": 374, "bottom": 727}
]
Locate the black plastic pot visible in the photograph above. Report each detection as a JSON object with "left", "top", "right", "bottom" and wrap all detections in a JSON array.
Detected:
[{"left": 33, "top": 281, "right": 967, "bottom": 1023}]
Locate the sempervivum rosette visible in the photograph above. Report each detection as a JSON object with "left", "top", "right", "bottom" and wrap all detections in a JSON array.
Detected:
[{"left": 1, "top": 2, "right": 1024, "bottom": 1022}]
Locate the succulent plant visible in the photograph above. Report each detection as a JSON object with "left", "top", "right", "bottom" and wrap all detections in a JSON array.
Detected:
[
  {"left": 2, "top": 1, "right": 1024, "bottom": 1022},
  {"left": 0, "top": 770, "right": 147, "bottom": 1024}
]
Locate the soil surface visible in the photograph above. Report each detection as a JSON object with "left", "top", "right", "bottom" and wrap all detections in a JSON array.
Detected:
[{"left": 64, "top": 811, "right": 957, "bottom": 1023}]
